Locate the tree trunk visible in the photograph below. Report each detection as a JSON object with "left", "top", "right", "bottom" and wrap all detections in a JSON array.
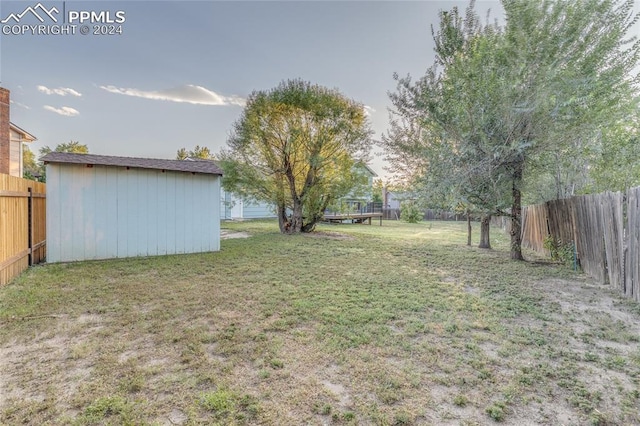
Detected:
[
  {"left": 479, "top": 214, "right": 491, "bottom": 249},
  {"left": 277, "top": 203, "right": 289, "bottom": 234},
  {"left": 301, "top": 210, "right": 321, "bottom": 233},
  {"left": 282, "top": 155, "right": 303, "bottom": 234},
  {"left": 467, "top": 210, "right": 472, "bottom": 246},
  {"left": 289, "top": 199, "right": 304, "bottom": 234},
  {"left": 277, "top": 200, "right": 303, "bottom": 234},
  {"left": 510, "top": 161, "right": 524, "bottom": 260}
]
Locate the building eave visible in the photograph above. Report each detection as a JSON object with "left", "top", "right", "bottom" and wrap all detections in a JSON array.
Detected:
[{"left": 9, "top": 122, "right": 37, "bottom": 142}]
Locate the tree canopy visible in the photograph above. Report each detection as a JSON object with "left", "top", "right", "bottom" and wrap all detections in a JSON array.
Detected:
[
  {"left": 23, "top": 140, "right": 89, "bottom": 181},
  {"left": 39, "top": 140, "right": 88, "bottom": 157},
  {"left": 383, "top": 0, "right": 640, "bottom": 259},
  {"left": 219, "top": 79, "right": 373, "bottom": 234},
  {"left": 22, "top": 145, "right": 39, "bottom": 180},
  {"left": 176, "top": 145, "right": 215, "bottom": 160}
]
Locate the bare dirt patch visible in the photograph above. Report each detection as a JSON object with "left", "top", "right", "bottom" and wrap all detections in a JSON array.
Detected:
[
  {"left": 220, "top": 229, "right": 251, "bottom": 239},
  {"left": 0, "top": 319, "right": 96, "bottom": 416},
  {"left": 304, "top": 231, "right": 355, "bottom": 240}
]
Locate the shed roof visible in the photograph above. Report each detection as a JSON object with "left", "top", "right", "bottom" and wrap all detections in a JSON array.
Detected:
[{"left": 42, "top": 152, "right": 223, "bottom": 175}]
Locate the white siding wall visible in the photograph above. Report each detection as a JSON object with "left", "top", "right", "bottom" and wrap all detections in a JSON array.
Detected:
[
  {"left": 9, "top": 140, "right": 21, "bottom": 177},
  {"left": 47, "top": 164, "right": 220, "bottom": 263},
  {"left": 242, "top": 201, "right": 275, "bottom": 219},
  {"left": 9, "top": 129, "right": 26, "bottom": 177},
  {"left": 220, "top": 189, "right": 275, "bottom": 219}
]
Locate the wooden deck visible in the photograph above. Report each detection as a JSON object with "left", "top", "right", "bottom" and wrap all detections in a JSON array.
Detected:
[{"left": 322, "top": 213, "right": 383, "bottom": 225}]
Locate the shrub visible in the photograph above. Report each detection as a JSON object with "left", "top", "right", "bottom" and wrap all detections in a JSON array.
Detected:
[
  {"left": 400, "top": 201, "right": 422, "bottom": 223},
  {"left": 543, "top": 235, "right": 575, "bottom": 266}
]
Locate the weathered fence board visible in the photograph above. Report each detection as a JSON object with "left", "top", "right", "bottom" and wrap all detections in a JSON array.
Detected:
[
  {"left": 626, "top": 187, "right": 640, "bottom": 301},
  {"left": 521, "top": 203, "right": 549, "bottom": 254},
  {"left": 600, "top": 191, "right": 625, "bottom": 292},
  {"left": 546, "top": 198, "right": 577, "bottom": 249},
  {"left": 573, "top": 195, "right": 606, "bottom": 284},
  {"left": 0, "top": 173, "right": 46, "bottom": 285},
  {"left": 516, "top": 187, "right": 639, "bottom": 302}
]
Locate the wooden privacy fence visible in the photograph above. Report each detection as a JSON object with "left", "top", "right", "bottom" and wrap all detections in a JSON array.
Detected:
[
  {"left": 0, "top": 173, "right": 46, "bottom": 285},
  {"left": 520, "top": 187, "right": 640, "bottom": 301}
]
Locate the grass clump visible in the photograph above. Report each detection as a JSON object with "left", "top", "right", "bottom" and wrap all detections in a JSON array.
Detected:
[
  {"left": 485, "top": 401, "right": 507, "bottom": 421},
  {"left": 453, "top": 394, "right": 469, "bottom": 407},
  {"left": 78, "top": 396, "right": 135, "bottom": 423},
  {"left": 312, "top": 402, "right": 332, "bottom": 415},
  {"left": 200, "top": 389, "right": 237, "bottom": 413}
]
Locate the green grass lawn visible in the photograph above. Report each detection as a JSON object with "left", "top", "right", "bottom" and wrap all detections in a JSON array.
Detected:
[{"left": 1, "top": 220, "right": 639, "bottom": 425}]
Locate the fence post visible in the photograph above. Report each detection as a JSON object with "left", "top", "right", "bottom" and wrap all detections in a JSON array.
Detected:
[{"left": 28, "top": 187, "right": 33, "bottom": 266}]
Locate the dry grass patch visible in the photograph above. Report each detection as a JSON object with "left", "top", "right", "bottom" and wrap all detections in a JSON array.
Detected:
[{"left": 1, "top": 219, "right": 639, "bottom": 425}]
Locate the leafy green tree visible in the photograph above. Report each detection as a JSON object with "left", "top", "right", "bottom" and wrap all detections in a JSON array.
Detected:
[
  {"left": 39, "top": 140, "right": 88, "bottom": 156},
  {"left": 372, "top": 179, "right": 384, "bottom": 203},
  {"left": 384, "top": 0, "right": 639, "bottom": 259},
  {"left": 219, "top": 79, "right": 373, "bottom": 234},
  {"left": 495, "top": 0, "right": 638, "bottom": 258},
  {"left": 37, "top": 141, "right": 89, "bottom": 182},
  {"left": 384, "top": 3, "right": 507, "bottom": 249},
  {"left": 22, "top": 145, "right": 40, "bottom": 180},
  {"left": 587, "top": 112, "right": 640, "bottom": 192},
  {"left": 176, "top": 145, "right": 215, "bottom": 160},
  {"left": 501, "top": 94, "right": 639, "bottom": 203}
]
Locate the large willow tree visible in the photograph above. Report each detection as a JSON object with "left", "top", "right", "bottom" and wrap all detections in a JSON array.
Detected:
[{"left": 219, "top": 79, "right": 373, "bottom": 234}]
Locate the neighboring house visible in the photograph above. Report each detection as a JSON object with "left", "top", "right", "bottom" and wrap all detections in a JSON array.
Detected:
[
  {"left": 383, "top": 190, "right": 419, "bottom": 210},
  {"left": 43, "top": 152, "right": 223, "bottom": 262},
  {"left": 335, "top": 162, "right": 378, "bottom": 212},
  {"left": 355, "top": 162, "right": 377, "bottom": 198},
  {"left": 384, "top": 190, "right": 403, "bottom": 210},
  {"left": 182, "top": 157, "right": 275, "bottom": 220},
  {"left": 0, "top": 87, "right": 37, "bottom": 177},
  {"left": 220, "top": 189, "right": 276, "bottom": 220}
]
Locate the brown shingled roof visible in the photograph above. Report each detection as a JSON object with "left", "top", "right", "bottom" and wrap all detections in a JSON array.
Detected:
[{"left": 41, "top": 152, "right": 223, "bottom": 175}]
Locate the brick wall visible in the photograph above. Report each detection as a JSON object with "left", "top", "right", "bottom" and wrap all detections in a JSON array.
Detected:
[{"left": 0, "top": 88, "right": 10, "bottom": 175}]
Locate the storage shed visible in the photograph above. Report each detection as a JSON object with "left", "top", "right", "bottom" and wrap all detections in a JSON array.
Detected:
[{"left": 43, "top": 152, "right": 223, "bottom": 263}]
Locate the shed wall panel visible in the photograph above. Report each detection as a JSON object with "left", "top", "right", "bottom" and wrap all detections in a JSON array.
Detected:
[
  {"left": 146, "top": 171, "right": 159, "bottom": 256},
  {"left": 126, "top": 169, "right": 139, "bottom": 257},
  {"left": 82, "top": 165, "right": 98, "bottom": 260},
  {"left": 105, "top": 170, "right": 118, "bottom": 258},
  {"left": 116, "top": 169, "right": 129, "bottom": 258},
  {"left": 47, "top": 164, "right": 220, "bottom": 262},
  {"left": 165, "top": 173, "right": 177, "bottom": 255},
  {"left": 157, "top": 171, "right": 169, "bottom": 256},
  {"left": 94, "top": 167, "right": 108, "bottom": 260},
  {"left": 46, "top": 166, "right": 61, "bottom": 262}
]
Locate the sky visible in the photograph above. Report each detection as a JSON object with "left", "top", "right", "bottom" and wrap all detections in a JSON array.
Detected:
[{"left": 0, "top": 0, "right": 552, "bottom": 178}]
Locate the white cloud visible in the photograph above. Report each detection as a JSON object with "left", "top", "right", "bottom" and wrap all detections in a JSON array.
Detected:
[
  {"left": 37, "top": 85, "right": 82, "bottom": 97},
  {"left": 44, "top": 105, "right": 80, "bottom": 116},
  {"left": 10, "top": 100, "right": 31, "bottom": 109},
  {"left": 363, "top": 105, "right": 376, "bottom": 116},
  {"left": 99, "top": 84, "right": 245, "bottom": 106}
]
